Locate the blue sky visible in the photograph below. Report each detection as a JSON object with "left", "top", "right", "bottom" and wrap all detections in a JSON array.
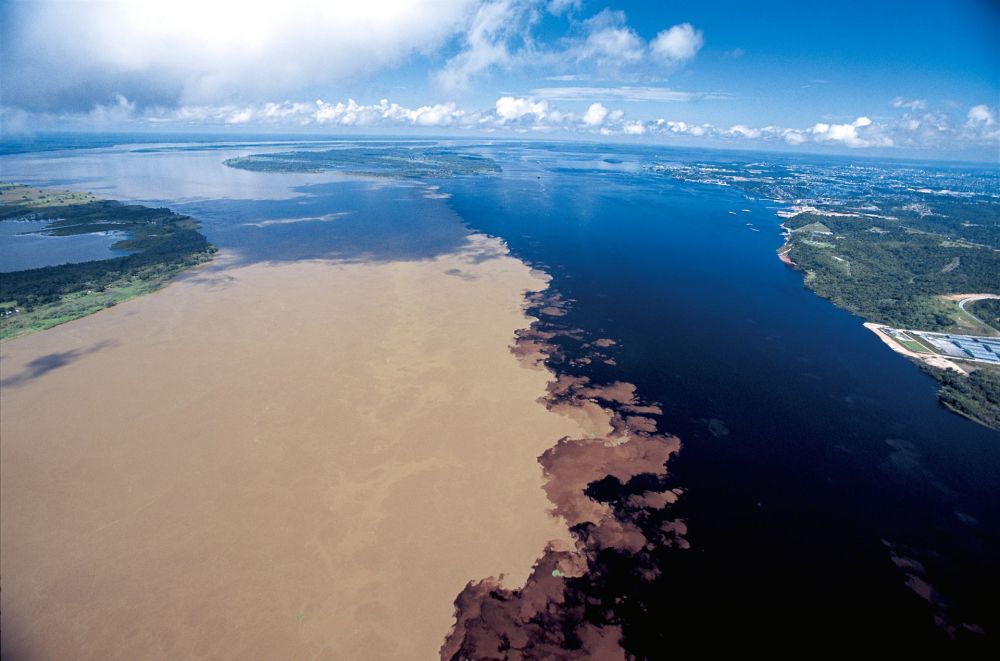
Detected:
[{"left": 2, "top": 0, "right": 998, "bottom": 160}]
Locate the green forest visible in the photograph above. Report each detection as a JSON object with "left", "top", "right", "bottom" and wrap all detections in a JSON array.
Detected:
[
  {"left": 921, "top": 364, "right": 1000, "bottom": 430},
  {"left": 782, "top": 210, "right": 999, "bottom": 330},
  {"left": 969, "top": 298, "right": 1000, "bottom": 332},
  {"left": 1, "top": 186, "right": 215, "bottom": 339},
  {"left": 224, "top": 146, "right": 501, "bottom": 178},
  {"left": 780, "top": 205, "right": 999, "bottom": 431}
]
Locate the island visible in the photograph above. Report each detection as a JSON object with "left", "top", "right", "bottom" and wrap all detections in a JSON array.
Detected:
[
  {"left": 223, "top": 145, "right": 501, "bottom": 177},
  {"left": 0, "top": 184, "right": 216, "bottom": 340}
]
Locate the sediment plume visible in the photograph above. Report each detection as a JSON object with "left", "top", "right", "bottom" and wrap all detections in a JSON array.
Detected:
[{"left": 442, "top": 288, "right": 685, "bottom": 660}]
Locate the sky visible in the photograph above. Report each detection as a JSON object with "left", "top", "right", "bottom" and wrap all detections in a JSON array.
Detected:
[{"left": 1, "top": 0, "right": 998, "bottom": 160}]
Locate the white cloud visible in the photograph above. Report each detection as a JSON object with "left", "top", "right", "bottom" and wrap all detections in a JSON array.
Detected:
[
  {"left": 967, "top": 104, "right": 996, "bottom": 127},
  {"left": 5, "top": 0, "right": 708, "bottom": 114},
  {"left": 623, "top": 121, "right": 646, "bottom": 135},
  {"left": 782, "top": 129, "right": 806, "bottom": 145},
  {"left": 892, "top": 97, "right": 928, "bottom": 111},
  {"left": 226, "top": 108, "right": 255, "bottom": 125},
  {"left": 312, "top": 99, "right": 464, "bottom": 127},
  {"left": 582, "top": 102, "right": 610, "bottom": 126},
  {"left": 435, "top": 0, "right": 531, "bottom": 92},
  {"left": 650, "top": 23, "right": 704, "bottom": 63},
  {"left": 809, "top": 116, "right": 893, "bottom": 148},
  {"left": 572, "top": 10, "right": 645, "bottom": 65},
  {"left": 726, "top": 124, "right": 761, "bottom": 139},
  {"left": 494, "top": 96, "right": 549, "bottom": 122},
  {"left": 11, "top": 87, "right": 995, "bottom": 155},
  {"left": 654, "top": 120, "right": 710, "bottom": 137},
  {"left": 4, "top": 0, "right": 476, "bottom": 110}
]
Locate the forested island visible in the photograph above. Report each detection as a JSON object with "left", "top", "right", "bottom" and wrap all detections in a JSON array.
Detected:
[
  {"left": 0, "top": 184, "right": 215, "bottom": 340},
  {"left": 223, "top": 145, "right": 500, "bottom": 177}
]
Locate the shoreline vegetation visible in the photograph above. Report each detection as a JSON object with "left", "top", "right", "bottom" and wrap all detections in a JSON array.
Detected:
[
  {"left": 0, "top": 184, "right": 216, "bottom": 340},
  {"left": 657, "top": 159, "right": 999, "bottom": 431},
  {"left": 777, "top": 210, "right": 1000, "bottom": 431},
  {"left": 223, "top": 146, "right": 501, "bottom": 178}
]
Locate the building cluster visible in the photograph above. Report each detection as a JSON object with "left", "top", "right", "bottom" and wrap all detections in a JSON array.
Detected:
[{"left": 912, "top": 331, "right": 1000, "bottom": 365}]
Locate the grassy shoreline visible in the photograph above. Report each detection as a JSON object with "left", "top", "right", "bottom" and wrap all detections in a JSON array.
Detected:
[{"left": 1, "top": 184, "right": 215, "bottom": 341}]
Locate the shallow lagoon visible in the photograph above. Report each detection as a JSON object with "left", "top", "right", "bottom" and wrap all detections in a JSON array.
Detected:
[{"left": 0, "top": 219, "right": 132, "bottom": 272}]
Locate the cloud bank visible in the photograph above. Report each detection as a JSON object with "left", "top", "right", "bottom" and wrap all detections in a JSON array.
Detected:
[
  {"left": 14, "top": 89, "right": 992, "bottom": 156},
  {"left": 1, "top": 1, "right": 994, "bottom": 157},
  {"left": 2, "top": 0, "right": 475, "bottom": 111}
]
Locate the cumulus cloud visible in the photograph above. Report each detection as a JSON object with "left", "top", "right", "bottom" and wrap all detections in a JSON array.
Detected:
[
  {"left": 962, "top": 104, "right": 999, "bottom": 144},
  {"left": 9, "top": 84, "right": 995, "bottom": 156},
  {"left": 726, "top": 124, "right": 761, "bottom": 139},
  {"left": 809, "top": 116, "right": 893, "bottom": 148},
  {"left": 967, "top": 104, "right": 996, "bottom": 127},
  {"left": 650, "top": 23, "right": 704, "bottom": 62},
  {"left": 572, "top": 10, "right": 646, "bottom": 65},
  {"left": 563, "top": 13, "right": 705, "bottom": 72},
  {"left": 3, "top": 0, "right": 707, "bottom": 113},
  {"left": 432, "top": 5, "right": 707, "bottom": 92},
  {"left": 88, "top": 94, "right": 139, "bottom": 127},
  {"left": 1, "top": 0, "right": 475, "bottom": 111},
  {"left": 583, "top": 103, "right": 610, "bottom": 126},
  {"left": 782, "top": 129, "right": 807, "bottom": 145},
  {"left": 145, "top": 98, "right": 468, "bottom": 129},
  {"left": 494, "top": 96, "right": 550, "bottom": 123},
  {"left": 623, "top": 121, "right": 646, "bottom": 135}
]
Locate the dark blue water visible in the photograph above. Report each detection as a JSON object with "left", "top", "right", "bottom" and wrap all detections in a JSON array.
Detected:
[{"left": 438, "top": 143, "right": 999, "bottom": 648}]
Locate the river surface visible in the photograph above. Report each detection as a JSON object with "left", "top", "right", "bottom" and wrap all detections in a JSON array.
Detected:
[{"left": 2, "top": 137, "right": 997, "bottom": 649}]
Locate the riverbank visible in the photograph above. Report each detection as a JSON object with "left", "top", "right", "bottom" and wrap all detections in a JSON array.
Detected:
[
  {"left": 863, "top": 322, "right": 969, "bottom": 374},
  {"left": 0, "top": 185, "right": 215, "bottom": 340}
]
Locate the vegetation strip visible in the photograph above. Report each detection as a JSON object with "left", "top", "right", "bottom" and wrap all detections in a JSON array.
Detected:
[{"left": 1, "top": 184, "right": 215, "bottom": 340}]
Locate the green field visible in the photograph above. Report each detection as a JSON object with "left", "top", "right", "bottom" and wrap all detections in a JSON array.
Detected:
[{"left": 897, "top": 338, "right": 930, "bottom": 353}]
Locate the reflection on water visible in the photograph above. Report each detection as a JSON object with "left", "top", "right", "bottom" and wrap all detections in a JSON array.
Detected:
[
  {"left": 171, "top": 182, "right": 472, "bottom": 266},
  {"left": 0, "top": 147, "right": 474, "bottom": 267},
  {"left": 0, "top": 219, "right": 133, "bottom": 272}
]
